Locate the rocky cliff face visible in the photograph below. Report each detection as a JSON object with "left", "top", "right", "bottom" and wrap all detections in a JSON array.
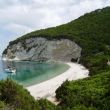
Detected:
[{"left": 3, "top": 37, "right": 82, "bottom": 62}]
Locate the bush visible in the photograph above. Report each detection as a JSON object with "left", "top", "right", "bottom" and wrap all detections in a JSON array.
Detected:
[
  {"left": 0, "top": 79, "right": 39, "bottom": 110},
  {"left": 56, "top": 70, "right": 110, "bottom": 110}
]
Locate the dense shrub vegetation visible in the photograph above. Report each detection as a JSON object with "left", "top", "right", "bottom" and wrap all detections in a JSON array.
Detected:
[
  {"left": 56, "top": 68, "right": 110, "bottom": 110},
  {"left": 0, "top": 79, "right": 40, "bottom": 110},
  {"left": 2, "top": 7, "right": 110, "bottom": 110},
  {"left": 0, "top": 79, "right": 62, "bottom": 110}
]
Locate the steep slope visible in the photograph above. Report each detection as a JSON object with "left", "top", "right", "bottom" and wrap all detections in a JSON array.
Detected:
[
  {"left": 3, "top": 6, "right": 110, "bottom": 56},
  {"left": 0, "top": 79, "right": 59, "bottom": 110},
  {"left": 56, "top": 69, "right": 110, "bottom": 110},
  {"left": 3, "top": 7, "right": 110, "bottom": 75},
  {"left": 3, "top": 38, "right": 81, "bottom": 62}
]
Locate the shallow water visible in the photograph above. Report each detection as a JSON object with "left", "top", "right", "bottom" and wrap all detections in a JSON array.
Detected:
[{"left": 0, "top": 60, "right": 69, "bottom": 86}]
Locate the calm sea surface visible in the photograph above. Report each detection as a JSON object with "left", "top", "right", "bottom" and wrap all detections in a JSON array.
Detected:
[{"left": 0, "top": 60, "right": 69, "bottom": 86}]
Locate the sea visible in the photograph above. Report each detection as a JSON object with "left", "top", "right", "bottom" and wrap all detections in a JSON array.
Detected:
[{"left": 0, "top": 60, "right": 69, "bottom": 87}]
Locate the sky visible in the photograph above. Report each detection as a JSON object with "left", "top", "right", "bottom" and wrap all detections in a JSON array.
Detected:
[{"left": 0, "top": 0, "right": 110, "bottom": 55}]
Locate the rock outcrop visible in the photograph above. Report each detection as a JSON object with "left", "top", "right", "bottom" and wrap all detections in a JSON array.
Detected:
[{"left": 2, "top": 37, "right": 82, "bottom": 62}]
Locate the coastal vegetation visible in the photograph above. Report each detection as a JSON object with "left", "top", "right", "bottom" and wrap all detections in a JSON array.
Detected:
[
  {"left": 4, "top": 7, "right": 110, "bottom": 75},
  {"left": 0, "top": 79, "right": 61, "bottom": 110},
  {"left": 56, "top": 68, "right": 110, "bottom": 110},
  {"left": 1, "top": 7, "right": 110, "bottom": 109}
]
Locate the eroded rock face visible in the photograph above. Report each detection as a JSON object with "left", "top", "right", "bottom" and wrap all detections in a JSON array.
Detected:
[{"left": 3, "top": 37, "right": 82, "bottom": 62}]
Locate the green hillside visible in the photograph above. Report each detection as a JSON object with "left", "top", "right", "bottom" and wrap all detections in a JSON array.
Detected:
[
  {"left": 0, "top": 79, "right": 59, "bottom": 110},
  {"left": 56, "top": 68, "right": 110, "bottom": 110},
  {"left": 9, "top": 6, "right": 110, "bottom": 56},
  {"left": 7, "top": 6, "right": 110, "bottom": 75},
  {"left": 1, "top": 7, "right": 110, "bottom": 110}
]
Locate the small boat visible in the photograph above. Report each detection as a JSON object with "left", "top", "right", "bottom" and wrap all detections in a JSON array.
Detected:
[{"left": 5, "top": 68, "right": 16, "bottom": 73}]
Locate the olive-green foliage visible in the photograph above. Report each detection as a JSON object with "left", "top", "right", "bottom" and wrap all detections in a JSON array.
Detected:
[
  {"left": 0, "top": 79, "right": 40, "bottom": 110},
  {"left": 56, "top": 69, "right": 110, "bottom": 110},
  {"left": 71, "top": 105, "right": 97, "bottom": 110},
  {"left": 0, "top": 79, "right": 60, "bottom": 110},
  {"left": 80, "top": 54, "right": 109, "bottom": 76},
  {"left": 38, "top": 99, "right": 58, "bottom": 110},
  {"left": 0, "top": 101, "right": 6, "bottom": 109}
]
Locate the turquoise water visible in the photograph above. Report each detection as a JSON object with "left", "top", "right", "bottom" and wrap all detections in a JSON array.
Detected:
[{"left": 0, "top": 60, "right": 69, "bottom": 86}]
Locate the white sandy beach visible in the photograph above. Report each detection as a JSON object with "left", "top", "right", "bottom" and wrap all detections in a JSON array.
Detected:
[{"left": 26, "top": 62, "right": 89, "bottom": 104}]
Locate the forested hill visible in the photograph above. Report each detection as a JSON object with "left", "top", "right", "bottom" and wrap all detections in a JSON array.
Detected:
[
  {"left": 5, "top": 6, "right": 110, "bottom": 76},
  {"left": 8, "top": 6, "right": 110, "bottom": 57}
]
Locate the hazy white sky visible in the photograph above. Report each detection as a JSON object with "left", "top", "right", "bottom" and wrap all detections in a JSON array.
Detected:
[{"left": 0, "top": 0, "right": 110, "bottom": 55}]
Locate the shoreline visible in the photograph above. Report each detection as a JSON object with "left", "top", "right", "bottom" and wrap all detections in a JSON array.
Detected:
[{"left": 26, "top": 62, "right": 89, "bottom": 104}]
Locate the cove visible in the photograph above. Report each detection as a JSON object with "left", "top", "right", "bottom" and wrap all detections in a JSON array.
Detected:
[{"left": 0, "top": 60, "right": 69, "bottom": 86}]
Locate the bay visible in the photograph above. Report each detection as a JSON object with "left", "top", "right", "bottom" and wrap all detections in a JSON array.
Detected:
[{"left": 0, "top": 60, "right": 69, "bottom": 86}]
